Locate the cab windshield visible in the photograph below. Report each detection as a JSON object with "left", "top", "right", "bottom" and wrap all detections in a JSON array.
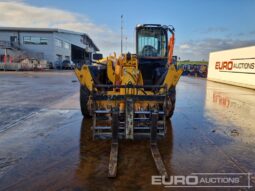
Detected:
[{"left": 137, "top": 28, "right": 167, "bottom": 57}]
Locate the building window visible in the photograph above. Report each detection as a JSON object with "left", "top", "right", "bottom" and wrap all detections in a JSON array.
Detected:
[
  {"left": 23, "top": 36, "right": 48, "bottom": 45},
  {"left": 56, "top": 54, "right": 62, "bottom": 61},
  {"left": 63, "top": 42, "right": 70, "bottom": 49},
  {"left": 55, "top": 39, "right": 70, "bottom": 49},
  {"left": 40, "top": 38, "right": 48, "bottom": 45},
  {"left": 55, "top": 39, "right": 62, "bottom": 47}
]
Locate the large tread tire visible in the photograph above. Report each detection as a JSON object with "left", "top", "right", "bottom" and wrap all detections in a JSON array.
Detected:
[
  {"left": 166, "top": 87, "right": 176, "bottom": 119},
  {"left": 80, "top": 85, "right": 91, "bottom": 118}
]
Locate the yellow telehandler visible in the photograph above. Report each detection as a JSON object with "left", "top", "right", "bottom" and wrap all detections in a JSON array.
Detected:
[{"left": 75, "top": 24, "right": 182, "bottom": 178}]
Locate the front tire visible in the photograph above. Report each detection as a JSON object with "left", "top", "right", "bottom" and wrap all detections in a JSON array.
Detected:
[
  {"left": 165, "top": 87, "right": 176, "bottom": 119},
  {"left": 80, "top": 85, "right": 91, "bottom": 117}
]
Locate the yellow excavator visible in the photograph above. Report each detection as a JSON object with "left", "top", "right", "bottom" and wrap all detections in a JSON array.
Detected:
[{"left": 75, "top": 24, "right": 182, "bottom": 178}]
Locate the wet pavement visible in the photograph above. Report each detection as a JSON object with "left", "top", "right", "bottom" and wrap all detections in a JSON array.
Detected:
[{"left": 0, "top": 72, "right": 254, "bottom": 191}]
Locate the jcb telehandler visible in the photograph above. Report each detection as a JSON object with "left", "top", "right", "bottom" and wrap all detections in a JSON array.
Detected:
[{"left": 75, "top": 24, "right": 182, "bottom": 178}]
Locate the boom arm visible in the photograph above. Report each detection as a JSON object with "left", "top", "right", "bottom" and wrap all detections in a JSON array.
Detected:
[{"left": 167, "top": 28, "right": 175, "bottom": 65}]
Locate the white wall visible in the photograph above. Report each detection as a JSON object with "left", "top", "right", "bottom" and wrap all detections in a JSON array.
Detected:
[
  {"left": 0, "top": 31, "right": 18, "bottom": 41},
  {"left": 54, "top": 32, "right": 86, "bottom": 49},
  {"left": 20, "top": 32, "right": 55, "bottom": 62},
  {"left": 208, "top": 46, "right": 255, "bottom": 89},
  {"left": 53, "top": 33, "right": 71, "bottom": 62}
]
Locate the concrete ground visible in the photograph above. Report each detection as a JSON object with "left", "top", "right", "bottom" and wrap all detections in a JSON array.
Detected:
[{"left": 0, "top": 71, "right": 254, "bottom": 191}]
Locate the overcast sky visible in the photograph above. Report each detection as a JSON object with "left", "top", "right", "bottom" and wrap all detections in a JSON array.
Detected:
[{"left": 0, "top": 0, "right": 255, "bottom": 61}]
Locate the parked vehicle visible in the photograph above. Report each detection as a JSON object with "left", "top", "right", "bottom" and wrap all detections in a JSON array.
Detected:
[{"left": 62, "top": 60, "right": 75, "bottom": 70}]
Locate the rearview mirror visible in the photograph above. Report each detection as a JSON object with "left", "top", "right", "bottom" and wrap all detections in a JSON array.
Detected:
[
  {"left": 93, "top": 53, "right": 103, "bottom": 61},
  {"left": 172, "top": 56, "right": 177, "bottom": 65}
]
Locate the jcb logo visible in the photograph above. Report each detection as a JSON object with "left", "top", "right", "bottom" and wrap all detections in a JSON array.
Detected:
[{"left": 215, "top": 61, "right": 233, "bottom": 70}]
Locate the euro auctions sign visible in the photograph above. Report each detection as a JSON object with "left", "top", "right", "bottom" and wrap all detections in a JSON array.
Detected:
[
  {"left": 207, "top": 46, "right": 255, "bottom": 89},
  {"left": 215, "top": 59, "right": 255, "bottom": 74},
  {"left": 151, "top": 173, "right": 252, "bottom": 188}
]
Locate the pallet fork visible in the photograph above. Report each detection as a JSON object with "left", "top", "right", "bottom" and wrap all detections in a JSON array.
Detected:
[
  {"left": 107, "top": 106, "right": 168, "bottom": 178},
  {"left": 108, "top": 107, "right": 119, "bottom": 177}
]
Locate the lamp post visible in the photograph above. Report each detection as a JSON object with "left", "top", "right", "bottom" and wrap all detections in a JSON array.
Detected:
[{"left": 121, "top": 15, "right": 123, "bottom": 55}]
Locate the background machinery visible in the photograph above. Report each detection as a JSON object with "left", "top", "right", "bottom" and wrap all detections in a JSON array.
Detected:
[{"left": 75, "top": 24, "right": 183, "bottom": 178}]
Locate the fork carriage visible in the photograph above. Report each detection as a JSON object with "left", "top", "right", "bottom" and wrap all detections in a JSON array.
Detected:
[{"left": 91, "top": 84, "right": 168, "bottom": 139}]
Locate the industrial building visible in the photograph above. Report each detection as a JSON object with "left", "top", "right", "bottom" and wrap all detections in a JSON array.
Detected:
[{"left": 0, "top": 27, "right": 99, "bottom": 69}]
